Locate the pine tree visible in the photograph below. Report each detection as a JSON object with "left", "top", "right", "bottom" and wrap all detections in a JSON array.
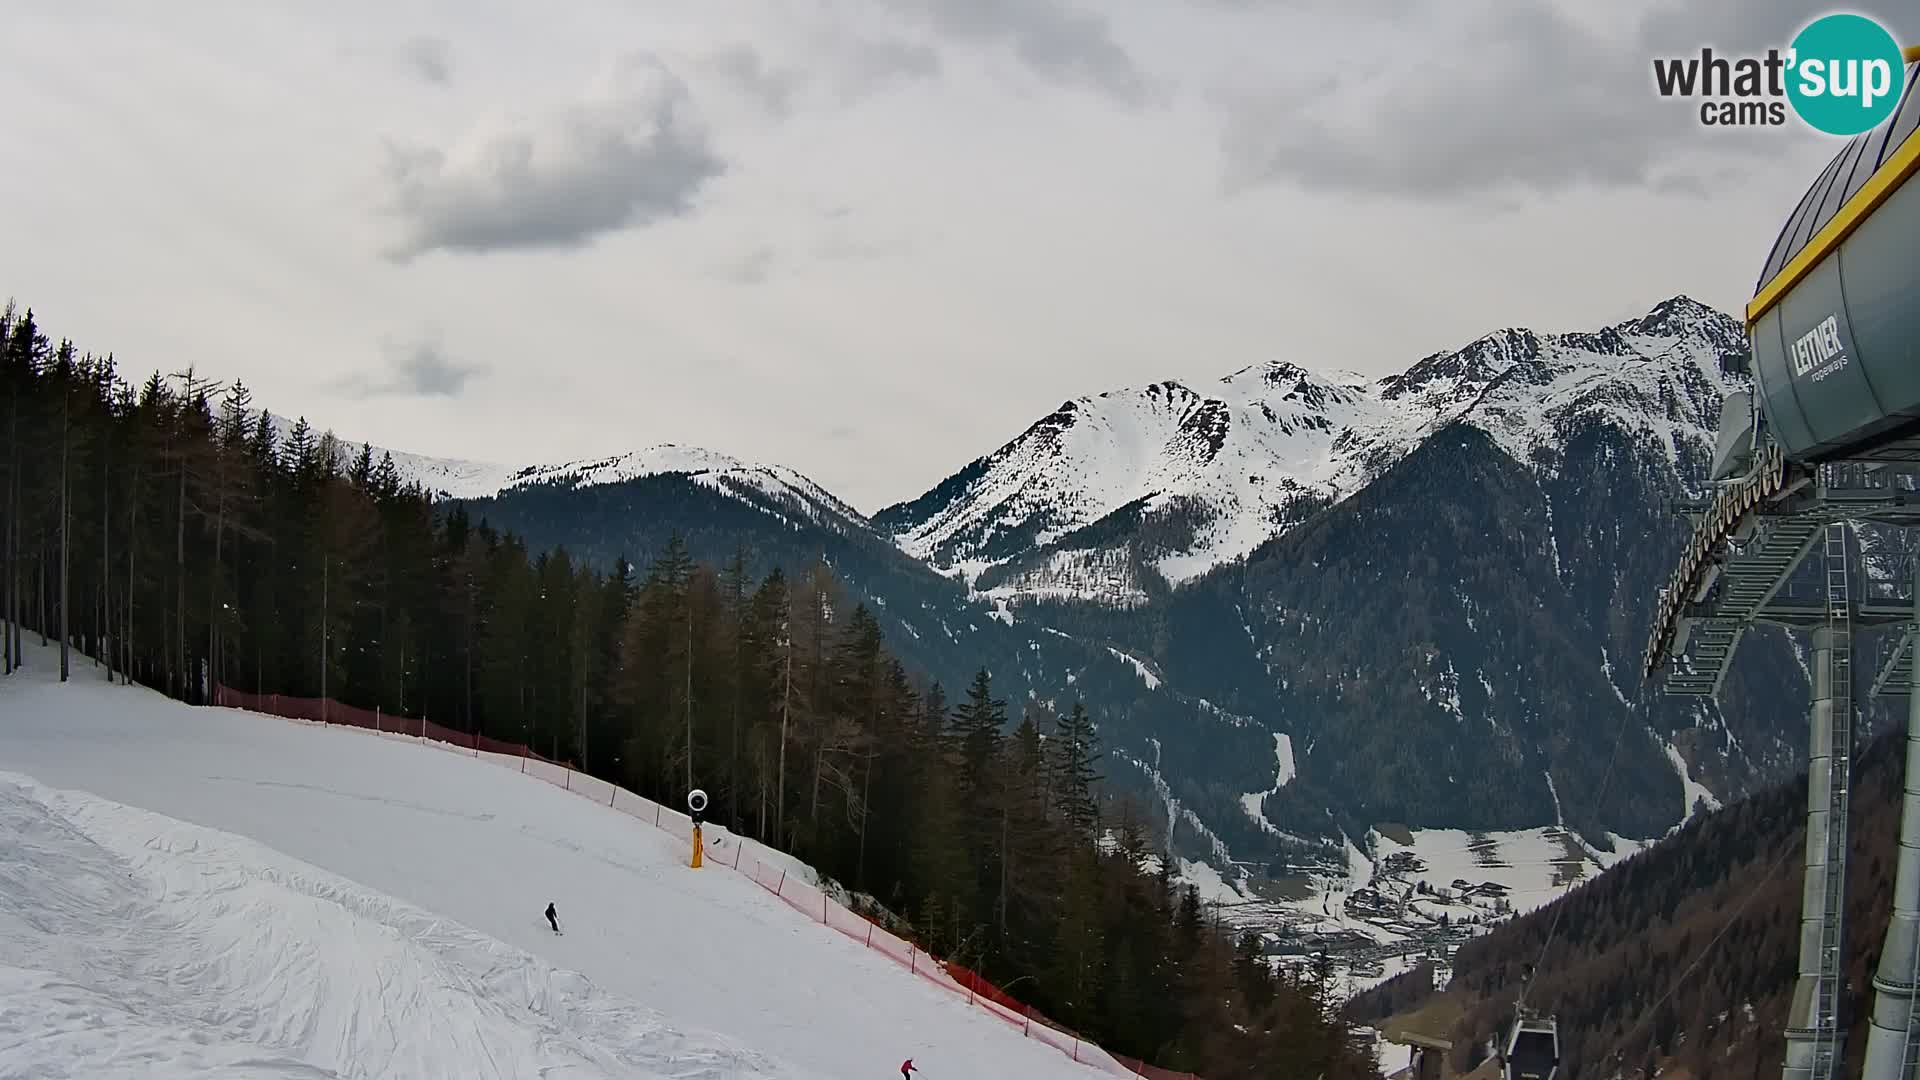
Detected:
[{"left": 0, "top": 304, "right": 1379, "bottom": 1080}]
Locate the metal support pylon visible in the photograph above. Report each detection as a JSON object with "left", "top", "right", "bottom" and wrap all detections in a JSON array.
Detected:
[
  {"left": 1862, "top": 553, "right": 1920, "bottom": 1080},
  {"left": 1785, "top": 520, "right": 1855, "bottom": 1080}
]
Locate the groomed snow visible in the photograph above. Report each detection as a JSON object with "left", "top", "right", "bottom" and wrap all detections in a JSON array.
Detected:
[
  {"left": 0, "top": 643, "right": 1114, "bottom": 1080},
  {"left": 0, "top": 772, "right": 792, "bottom": 1079}
]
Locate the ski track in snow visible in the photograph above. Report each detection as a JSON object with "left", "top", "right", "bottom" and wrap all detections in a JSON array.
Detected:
[
  {"left": 0, "top": 642, "right": 1115, "bottom": 1080},
  {"left": 0, "top": 772, "right": 790, "bottom": 1080}
]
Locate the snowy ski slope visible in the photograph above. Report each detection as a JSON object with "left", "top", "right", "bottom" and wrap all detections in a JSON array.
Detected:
[{"left": 0, "top": 641, "right": 1114, "bottom": 1080}]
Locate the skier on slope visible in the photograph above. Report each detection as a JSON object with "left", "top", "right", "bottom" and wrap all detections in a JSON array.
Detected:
[
  {"left": 900, "top": 1059, "right": 917, "bottom": 1078},
  {"left": 545, "top": 901, "right": 560, "bottom": 933}
]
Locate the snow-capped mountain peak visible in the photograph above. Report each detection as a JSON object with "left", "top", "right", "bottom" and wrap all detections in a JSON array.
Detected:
[
  {"left": 876, "top": 296, "right": 1745, "bottom": 601},
  {"left": 266, "top": 412, "right": 865, "bottom": 531}
]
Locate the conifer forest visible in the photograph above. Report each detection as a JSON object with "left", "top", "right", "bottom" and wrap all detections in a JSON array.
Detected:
[{"left": 0, "top": 304, "right": 1379, "bottom": 1077}]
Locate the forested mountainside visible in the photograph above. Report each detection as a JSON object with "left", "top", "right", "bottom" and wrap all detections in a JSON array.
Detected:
[
  {"left": 456, "top": 460, "right": 1325, "bottom": 876},
  {"left": 880, "top": 297, "right": 1854, "bottom": 851},
  {"left": 1351, "top": 727, "right": 1909, "bottom": 1078},
  {"left": 9, "top": 291, "right": 1858, "bottom": 901},
  {"left": 0, "top": 304, "right": 1378, "bottom": 1078},
  {"left": 353, "top": 298, "right": 1839, "bottom": 870}
]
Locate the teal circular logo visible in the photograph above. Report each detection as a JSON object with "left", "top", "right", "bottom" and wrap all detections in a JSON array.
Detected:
[{"left": 1786, "top": 14, "right": 1907, "bottom": 136}]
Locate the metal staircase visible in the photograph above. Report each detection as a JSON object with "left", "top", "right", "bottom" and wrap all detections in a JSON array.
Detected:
[
  {"left": 1875, "top": 628, "right": 1916, "bottom": 698},
  {"left": 1812, "top": 521, "right": 1855, "bottom": 1080},
  {"left": 1663, "top": 515, "right": 1825, "bottom": 696}
]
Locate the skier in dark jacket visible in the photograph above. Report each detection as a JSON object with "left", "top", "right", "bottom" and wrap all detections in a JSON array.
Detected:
[
  {"left": 545, "top": 902, "right": 559, "bottom": 933},
  {"left": 900, "top": 1059, "right": 916, "bottom": 1078}
]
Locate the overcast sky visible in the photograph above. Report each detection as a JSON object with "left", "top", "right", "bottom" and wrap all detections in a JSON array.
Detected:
[{"left": 1, "top": 0, "right": 1904, "bottom": 510}]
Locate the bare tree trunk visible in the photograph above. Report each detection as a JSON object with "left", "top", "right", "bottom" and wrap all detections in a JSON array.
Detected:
[
  {"left": 857, "top": 753, "right": 873, "bottom": 892},
  {"left": 101, "top": 432, "right": 111, "bottom": 678},
  {"left": 125, "top": 469, "right": 137, "bottom": 686},
  {"left": 999, "top": 796, "right": 1011, "bottom": 939},
  {"left": 2, "top": 443, "right": 12, "bottom": 676},
  {"left": 777, "top": 628, "right": 792, "bottom": 843},
  {"left": 175, "top": 458, "right": 185, "bottom": 700},
  {"left": 207, "top": 479, "right": 224, "bottom": 697},
  {"left": 320, "top": 557, "right": 328, "bottom": 719},
  {"left": 464, "top": 573, "right": 474, "bottom": 733},
  {"left": 58, "top": 381, "right": 69, "bottom": 681},
  {"left": 685, "top": 602, "right": 694, "bottom": 795}
]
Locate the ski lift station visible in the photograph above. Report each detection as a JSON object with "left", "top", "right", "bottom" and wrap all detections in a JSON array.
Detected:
[{"left": 1645, "top": 47, "right": 1920, "bottom": 1080}]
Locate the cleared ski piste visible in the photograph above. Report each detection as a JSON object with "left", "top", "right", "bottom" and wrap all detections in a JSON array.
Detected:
[{"left": 0, "top": 642, "right": 1113, "bottom": 1080}]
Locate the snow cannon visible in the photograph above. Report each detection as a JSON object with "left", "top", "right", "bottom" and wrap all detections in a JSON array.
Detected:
[
  {"left": 1723, "top": 55, "right": 1920, "bottom": 474},
  {"left": 687, "top": 788, "right": 708, "bottom": 869}
]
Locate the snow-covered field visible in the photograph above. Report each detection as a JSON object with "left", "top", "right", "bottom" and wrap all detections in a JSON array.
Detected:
[
  {"left": 1372, "top": 827, "right": 1597, "bottom": 918},
  {"left": 0, "top": 640, "right": 1111, "bottom": 1080}
]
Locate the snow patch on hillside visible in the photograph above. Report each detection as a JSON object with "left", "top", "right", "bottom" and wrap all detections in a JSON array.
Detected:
[
  {"left": 1174, "top": 857, "right": 1246, "bottom": 906},
  {"left": 1238, "top": 733, "right": 1296, "bottom": 837},
  {"left": 1663, "top": 740, "right": 1722, "bottom": 823},
  {"left": 1106, "top": 647, "right": 1162, "bottom": 690}
]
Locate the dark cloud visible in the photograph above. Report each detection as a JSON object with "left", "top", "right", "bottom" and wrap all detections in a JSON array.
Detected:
[
  {"left": 401, "top": 36, "right": 451, "bottom": 85},
  {"left": 704, "top": 45, "right": 805, "bottom": 118},
  {"left": 336, "top": 340, "right": 485, "bottom": 399},
  {"left": 379, "top": 54, "right": 726, "bottom": 259},
  {"left": 1218, "top": 0, "right": 1901, "bottom": 201},
  {"left": 894, "top": 0, "right": 1151, "bottom": 105}
]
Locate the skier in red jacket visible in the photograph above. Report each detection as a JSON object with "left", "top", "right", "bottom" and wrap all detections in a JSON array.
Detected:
[{"left": 900, "top": 1059, "right": 917, "bottom": 1078}]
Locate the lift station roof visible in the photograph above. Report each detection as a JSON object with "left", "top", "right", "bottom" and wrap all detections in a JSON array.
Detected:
[{"left": 1748, "top": 59, "right": 1920, "bottom": 465}]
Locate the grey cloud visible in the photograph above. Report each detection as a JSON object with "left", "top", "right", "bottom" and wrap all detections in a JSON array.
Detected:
[
  {"left": 336, "top": 340, "right": 485, "bottom": 399},
  {"left": 704, "top": 45, "right": 805, "bottom": 118},
  {"left": 1637, "top": 0, "right": 1912, "bottom": 58},
  {"left": 379, "top": 53, "right": 726, "bottom": 259},
  {"left": 717, "top": 245, "right": 775, "bottom": 284},
  {"left": 1219, "top": 2, "right": 1793, "bottom": 201},
  {"left": 894, "top": 0, "right": 1151, "bottom": 105},
  {"left": 837, "top": 36, "right": 943, "bottom": 94},
  {"left": 401, "top": 36, "right": 451, "bottom": 85}
]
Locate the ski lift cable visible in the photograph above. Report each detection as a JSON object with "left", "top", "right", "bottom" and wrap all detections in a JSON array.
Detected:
[
  {"left": 1515, "top": 702, "right": 1634, "bottom": 1013},
  {"left": 1625, "top": 731, "right": 1875, "bottom": 1076}
]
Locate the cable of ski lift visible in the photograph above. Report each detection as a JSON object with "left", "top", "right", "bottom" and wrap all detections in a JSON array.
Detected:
[
  {"left": 1623, "top": 726, "right": 1879, "bottom": 1077},
  {"left": 1513, "top": 702, "right": 1634, "bottom": 1015}
]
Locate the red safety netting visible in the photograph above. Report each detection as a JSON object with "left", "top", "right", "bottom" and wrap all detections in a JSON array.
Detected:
[
  {"left": 211, "top": 683, "right": 1196, "bottom": 1078},
  {"left": 213, "top": 685, "right": 564, "bottom": 765}
]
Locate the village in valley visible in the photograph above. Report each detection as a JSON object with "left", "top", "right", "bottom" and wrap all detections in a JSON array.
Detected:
[{"left": 1179, "top": 823, "right": 1629, "bottom": 1002}]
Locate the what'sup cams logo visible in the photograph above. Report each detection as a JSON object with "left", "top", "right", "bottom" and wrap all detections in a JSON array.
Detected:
[{"left": 1653, "top": 12, "right": 1908, "bottom": 135}]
